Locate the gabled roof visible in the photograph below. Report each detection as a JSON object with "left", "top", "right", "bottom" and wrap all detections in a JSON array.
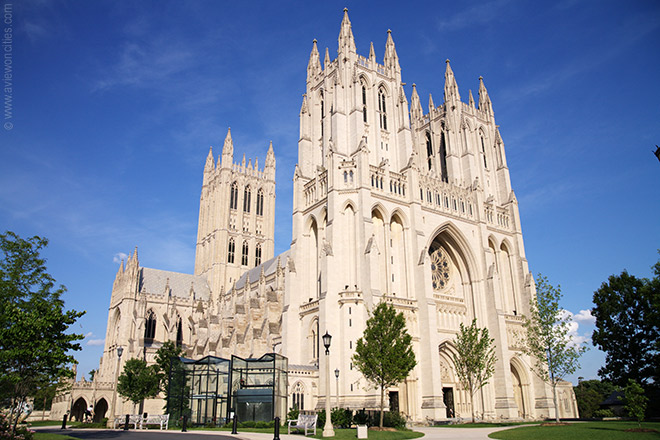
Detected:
[
  {"left": 139, "top": 267, "right": 211, "bottom": 300},
  {"left": 233, "top": 250, "right": 290, "bottom": 290}
]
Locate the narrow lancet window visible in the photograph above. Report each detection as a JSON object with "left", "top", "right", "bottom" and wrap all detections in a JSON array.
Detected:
[{"left": 230, "top": 182, "right": 238, "bottom": 210}]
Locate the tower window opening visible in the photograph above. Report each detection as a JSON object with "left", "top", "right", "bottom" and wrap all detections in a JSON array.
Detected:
[
  {"left": 255, "top": 244, "right": 262, "bottom": 266},
  {"left": 241, "top": 241, "right": 249, "bottom": 266},
  {"left": 362, "top": 84, "right": 367, "bottom": 123},
  {"left": 481, "top": 135, "right": 488, "bottom": 168},
  {"left": 230, "top": 182, "right": 238, "bottom": 210},
  {"left": 378, "top": 89, "right": 388, "bottom": 130},
  {"left": 243, "top": 186, "right": 251, "bottom": 213},
  {"left": 228, "top": 239, "right": 235, "bottom": 264},
  {"left": 256, "top": 189, "right": 264, "bottom": 216}
]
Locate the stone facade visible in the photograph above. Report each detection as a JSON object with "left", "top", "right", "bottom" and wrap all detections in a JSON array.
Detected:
[{"left": 52, "top": 10, "right": 578, "bottom": 424}]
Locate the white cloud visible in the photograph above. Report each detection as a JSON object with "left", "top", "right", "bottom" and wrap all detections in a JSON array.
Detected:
[
  {"left": 573, "top": 309, "right": 596, "bottom": 325},
  {"left": 559, "top": 309, "right": 591, "bottom": 347},
  {"left": 436, "top": 0, "right": 513, "bottom": 31},
  {"left": 86, "top": 339, "right": 105, "bottom": 346},
  {"left": 113, "top": 252, "right": 128, "bottom": 264}
]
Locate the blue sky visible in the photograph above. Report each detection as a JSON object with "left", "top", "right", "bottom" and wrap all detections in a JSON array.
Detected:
[{"left": 2, "top": 0, "right": 659, "bottom": 384}]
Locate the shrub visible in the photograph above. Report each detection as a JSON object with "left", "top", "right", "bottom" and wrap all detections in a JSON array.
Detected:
[
  {"left": 317, "top": 409, "right": 326, "bottom": 427},
  {"left": 593, "top": 409, "right": 614, "bottom": 418},
  {"left": 353, "top": 409, "right": 370, "bottom": 426},
  {"left": 0, "top": 412, "right": 34, "bottom": 440},
  {"left": 331, "top": 408, "right": 353, "bottom": 428},
  {"left": 287, "top": 408, "right": 299, "bottom": 421},
  {"left": 383, "top": 411, "right": 406, "bottom": 428}
]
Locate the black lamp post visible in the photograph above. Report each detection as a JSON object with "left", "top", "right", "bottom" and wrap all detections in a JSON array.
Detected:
[
  {"left": 322, "top": 331, "right": 334, "bottom": 437},
  {"left": 322, "top": 331, "right": 332, "bottom": 355},
  {"left": 334, "top": 368, "right": 340, "bottom": 409},
  {"left": 112, "top": 347, "right": 124, "bottom": 423}
]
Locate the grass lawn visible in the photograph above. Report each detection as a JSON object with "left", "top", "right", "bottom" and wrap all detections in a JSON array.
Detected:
[
  {"left": 34, "top": 433, "right": 78, "bottom": 440},
  {"left": 489, "top": 421, "right": 660, "bottom": 439}
]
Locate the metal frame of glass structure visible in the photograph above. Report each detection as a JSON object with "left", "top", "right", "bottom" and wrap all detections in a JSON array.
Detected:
[
  {"left": 229, "top": 353, "right": 288, "bottom": 423},
  {"left": 167, "top": 353, "right": 287, "bottom": 426}
]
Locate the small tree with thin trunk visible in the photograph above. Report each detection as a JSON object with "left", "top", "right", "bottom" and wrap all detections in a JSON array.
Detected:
[
  {"left": 624, "top": 379, "right": 647, "bottom": 428},
  {"left": 116, "top": 358, "right": 160, "bottom": 414},
  {"left": 352, "top": 302, "right": 416, "bottom": 429},
  {"left": 452, "top": 318, "right": 497, "bottom": 423},
  {"left": 523, "top": 274, "right": 586, "bottom": 423}
]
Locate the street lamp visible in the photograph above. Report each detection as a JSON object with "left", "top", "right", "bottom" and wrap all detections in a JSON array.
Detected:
[
  {"left": 112, "top": 347, "right": 124, "bottom": 420},
  {"left": 322, "top": 332, "right": 334, "bottom": 437},
  {"left": 334, "top": 368, "right": 340, "bottom": 409}
]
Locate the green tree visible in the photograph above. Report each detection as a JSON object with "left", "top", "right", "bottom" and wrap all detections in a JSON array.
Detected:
[
  {"left": 573, "top": 379, "right": 617, "bottom": 418},
  {"left": 0, "top": 231, "right": 84, "bottom": 434},
  {"left": 523, "top": 274, "right": 587, "bottom": 423},
  {"left": 452, "top": 318, "right": 497, "bottom": 423},
  {"left": 88, "top": 369, "right": 97, "bottom": 382},
  {"left": 116, "top": 358, "right": 160, "bottom": 414},
  {"left": 592, "top": 260, "right": 660, "bottom": 387},
  {"left": 154, "top": 341, "right": 186, "bottom": 419},
  {"left": 624, "top": 379, "right": 648, "bottom": 428},
  {"left": 352, "top": 302, "right": 416, "bottom": 429}
]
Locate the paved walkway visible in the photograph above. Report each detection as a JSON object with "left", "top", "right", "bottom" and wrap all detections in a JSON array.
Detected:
[{"left": 35, "top": 425, "right": 519, "bottom": 440}]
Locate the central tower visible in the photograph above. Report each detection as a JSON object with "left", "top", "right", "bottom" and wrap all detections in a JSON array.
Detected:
[{"left": 194, "top": 129, "right": 276, "bottom": 304}]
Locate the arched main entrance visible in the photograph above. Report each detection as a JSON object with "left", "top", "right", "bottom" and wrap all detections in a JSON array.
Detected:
[
  {"left": 71, "top": 397, "right": 87, "bottom": 422},
  {"left": 510, "top": 361, "right": 527, "bottom": 418},
  {"left": 94, "top": 398, "right": 108, "bottom": 423}
]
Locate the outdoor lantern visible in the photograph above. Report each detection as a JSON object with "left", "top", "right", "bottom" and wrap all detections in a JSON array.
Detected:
[
  {"left": 322, "top": 331, "right": 332, "bottom": 355},
  {"left": 334, "top": 368, "right": 339, "bottom": 379},
  {"left": 117, "top": 346, "right": 124, "bottom": 358}
]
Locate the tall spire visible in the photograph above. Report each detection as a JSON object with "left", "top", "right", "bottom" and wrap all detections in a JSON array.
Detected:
[
  {"left": 338, "top": 8, "right": 356, "bottom": 55},
  {"left": 383, "top": 29, "right": 400, "bottom": 73},
  {"left": 410, "top": 83, "right": 423, "bottom": 120},
  {"left": 221, "top": 127, "right": 233, "bottom": 168},
  {"left": 307, "top": 39, "right": 322, "bottom": 80},
  {"left": 222, "top": 128, "right": 233, "bottom": 157},
  {"left": 478, "top": 76, "right": 493, "bottom": 114},
  {"left": 369, "top": 41, "right": 376, "bottom": 61},
  {"left": 205, "top": 146, "right": 214, "bottom": 172},
  {"left": 324, "top": 47, "right": 331, "bottom": 70},
  {"left": 300, "top": 93, "right": 309, "bottom": 115},
  {"left": 468, "top": 89, "right": 475, "bottom": 108},
  {"left": 444, "top": 59, "right": 461, "bottom": 103},
  {"left": 429, "top": 93, "right": 435, "bottom": 113},
  {"left": 265, "top": 141, "right": 275, "bottom": 179}
]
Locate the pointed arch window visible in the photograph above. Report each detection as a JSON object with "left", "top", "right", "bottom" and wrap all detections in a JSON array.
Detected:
[
  {"left": 480, "top": 134, "right": 488, "bottom": 168},
  {"left": 228, "top": 238, "right": 235, "bottom": 264},
  {"left": 243, "top": 186, "right": 251, "bottom": 212},
  {"left": 230, "top": 182, "right": 238, "bottom": 210},
  {"left": 439, "top": 131, "right": 449, "bottom": 183},
  {"left": 241, "top": 241, "right": 249, "bottom": 266},
  {"left": 320, "top": 90, "right": 325, "bottom": 138},
  {"left": 255, "top": 244, "right": 262, "bottom": 266},
  {"left": 378, "top": 89, "right": 387, "bottom": 130},
  {"left": 176, "top": 317, "right": 183, "bottom": 347},
  {"left": 144, "top": 310, "right": 156, "bottom": 344},
  {"left": 426, "top": 132, "right": 433, "bottom": 170},
  {"left": 256, "top": 189, "right": 264, "bottom": 216},
  {"left": 361, "top": 82, "right": 368, "bottom": 123}
]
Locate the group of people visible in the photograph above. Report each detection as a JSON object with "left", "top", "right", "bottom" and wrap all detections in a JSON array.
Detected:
[{"left": 84, "top": 405, "right": 94, "bottom": 422}]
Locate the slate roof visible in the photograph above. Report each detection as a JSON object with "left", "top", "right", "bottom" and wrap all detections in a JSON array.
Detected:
[
  {"left": 233, "top": 250, "right": 290, "bottom": 290},
  {"left": 139, "top": 267, "right": 211, "bottom": 300}
]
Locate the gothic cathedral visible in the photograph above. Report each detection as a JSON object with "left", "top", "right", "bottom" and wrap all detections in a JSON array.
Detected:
[{"left": 52, "top": 10, "right": 578, "bottom": 423}]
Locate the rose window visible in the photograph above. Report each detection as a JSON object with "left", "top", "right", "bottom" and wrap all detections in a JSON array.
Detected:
[{"left": 430, "top": 247, "right": 451, "bottom": 290}]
